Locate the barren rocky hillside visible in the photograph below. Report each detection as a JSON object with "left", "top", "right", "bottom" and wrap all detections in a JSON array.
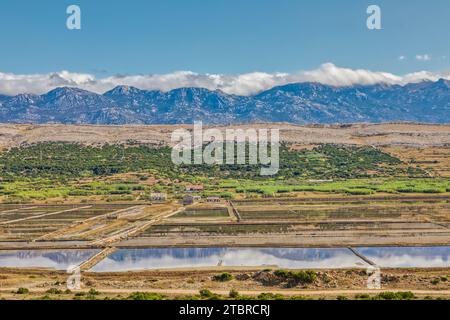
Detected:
[{"left": 0, "top": 123, "right": 449, "bottom": 149}]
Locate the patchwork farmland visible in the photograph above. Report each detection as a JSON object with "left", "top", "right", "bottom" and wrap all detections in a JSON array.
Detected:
[{"left": 0, "top": 124, "right": 450, "bottom": 300}]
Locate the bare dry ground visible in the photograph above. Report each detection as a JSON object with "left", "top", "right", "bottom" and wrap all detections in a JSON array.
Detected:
[
  {"left": 383, "top": 146, "right": 450, "bottom": 177},
  {"left": 0, "top": 123, "right": 449, "bottom": 149}
]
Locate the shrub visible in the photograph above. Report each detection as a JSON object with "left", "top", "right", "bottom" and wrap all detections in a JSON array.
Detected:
[
  {"left": 290, "top": 271, "right": 317, "bottom": 284},
  {"left": 199, "top": 289, "right": 222, "bottom": 300},
  {"left": 273, "top": 270, "right": 290, "bottom": 278},
  {"left": 257, "top": 293, "right": 285, "bottom": 300},
  {"left": 16, "top": 288, "right": 29, "bottom": 294},
  {"left": 68, "top": 190, "right": 91, "bottom": 196},
  {"left": 88, "top": 288, "right": 100, "bottom": 296},
  {"left": 127, "top": 292, "right": 165, "bottom": 300},
  {"left": 431, "top": 278, "right": 440, "bottom": 285},
  {"left": 273, "top": 269, "right": 317, "bottom": 285},
  {"left": 290, "top": 295, "right": 310, "bottom": 300},
  {"left": 229, "top": 289, "right": 240, "bottom": 299},
  {"left": 213, "top": 272, "right": 233, "bottom": 282},
  {"left": 375, "top": 291, "right": 415, "bottom": 300},
  {"left": 46, "top": 288, "right": 63, "bottom": 295}
]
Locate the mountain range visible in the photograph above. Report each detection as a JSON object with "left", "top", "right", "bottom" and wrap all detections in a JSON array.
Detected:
[{"left": 0, "top": 79, "right": 449, "bottom": 124}]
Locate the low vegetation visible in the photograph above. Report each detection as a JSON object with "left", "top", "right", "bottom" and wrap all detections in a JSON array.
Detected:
[
  {"left": 213, "top": 272, "right": 234, "bottom": 282},
  {"left": 273, "top": 270, "right": 317, "bottom": 286},
  {"left": 7, "top": 287, "right": 446, "bottom": 300},
  {"left": 0, "top": 142, "right": 444, "bottom": 203},
  {"left": 355, "top": 292, "right": 416, "bottom": 300},
  {"left": 15, "top": 288, "right": 29, "bottom": 295}
]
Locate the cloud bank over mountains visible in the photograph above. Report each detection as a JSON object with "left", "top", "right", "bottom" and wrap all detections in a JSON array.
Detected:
[{"left": 0, "top": 63, "right": 449, "bottom": 96}]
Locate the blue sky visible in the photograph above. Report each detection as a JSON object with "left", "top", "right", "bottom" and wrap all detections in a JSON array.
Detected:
[
  {"left": 1, "top": 0, "right": 449, "bottom": 75},
  {"left": 0, "top": 0, "right": 449, "bottom": 95}
]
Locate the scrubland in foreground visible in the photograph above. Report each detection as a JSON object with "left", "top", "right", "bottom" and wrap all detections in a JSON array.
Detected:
[{"left": 0, "top": 267, "right": 449, "bottom": 300}]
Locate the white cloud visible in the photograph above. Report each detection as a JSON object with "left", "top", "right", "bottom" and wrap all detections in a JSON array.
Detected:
[
  {"left": 416, "top": 54, "right": 431, "bottom": 61},
  {"left": 0, "top": 63, "right": 449, "bottom": 96},
  {"left": 398, "top": 56, "right": 406, "bottom": 61}
]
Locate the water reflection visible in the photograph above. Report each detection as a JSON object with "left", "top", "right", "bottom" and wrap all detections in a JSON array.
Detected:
[
  {"left": 0, "top": 249, "right": 100, "bottom": 270},
  {"left": 356, "top": 247, "right": 450, "bottom": 268},
  {"left": 91, "top": 248, "right": 368, "bottom": 272}
]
